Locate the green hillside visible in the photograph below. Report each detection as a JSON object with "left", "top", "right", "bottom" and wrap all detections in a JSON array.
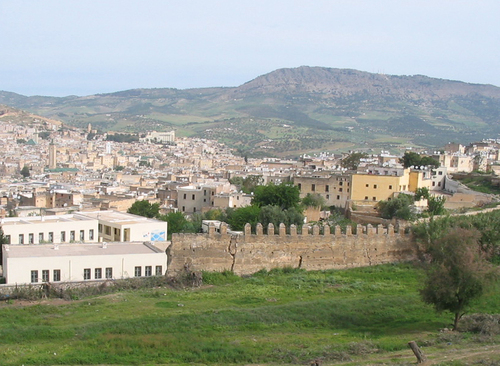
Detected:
[
  {"left": 2, "top": 66, "right": 500, "bottom": 156},
  {"left": 2, "top": 264, "right": 499, "bottom": 365}
]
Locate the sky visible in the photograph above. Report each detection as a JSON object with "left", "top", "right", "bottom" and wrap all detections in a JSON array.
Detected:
[{"left": 1, "top": 0, "right": 500, "bottom": 97}]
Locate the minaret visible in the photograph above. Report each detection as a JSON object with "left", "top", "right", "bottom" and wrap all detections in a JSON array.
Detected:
[{"left": 48, "top": 141, "right": 57, "bottom": 169}]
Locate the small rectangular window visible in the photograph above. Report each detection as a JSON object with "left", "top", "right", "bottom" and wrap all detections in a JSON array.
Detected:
[
  {"left": 39, "top": 233, "right": 44, "bottom": 242},
  {"left": 53, "top": 269, "right": 61, "bottom": 282},
  {"left": 389, "top": 185, "right": 393, "bottom": 190},
  {"left": 365, "top": 184, "right": 369, "bottom": 187},
  {"left": 29, "top": 233, "right": 34, "bottom": 244},
  {"left": 365, "top": 196, "right": 369, "bottom": 200},
  {"left": 5, "top": 235, "right": 10, "bottom": 244},
  {"left": 42, "top": 270, "right": 49, "bottom": 282},
  {"left": 89, "top": 229, "right": 94, "bottom": 240},
  {"left": 31, "top": 270, "right": 38, "bottom": 283},
  {"left": 48, "top": 232, "right": 53, "bottom": 243},
  {"left": 183, "top": 194, "right": 187, "bottom": 199},
  {"left": 105, "top": 267, "right": 113, "bottom": 279},
  {"left": 339, "top": 188, "right": 343, "bottom": 192},
  {"left": 311, "top": 184, "right": 316, "bottom": 192},
  {"left": 19, "top": 234, "right": 24, "bottom": 244},
  {"left": 135, "top": 266, "right": 142, "bottom": 277},
  {"left": 337, "top": 195, "right": 340, "bottom": 200},
  {"left": 325, "top": 185, "right": 329, "bottom": 192},
  {"left": 84, "top": 268, "right": 91, "bottom": 280},
  {"left": 60, "top": 231, "right": 66, "bottom": 242},
  {"left": 297, "top": 183, "right": 302, "bottom": 190},
  {"left": 192, "top": 194, "right": 195, "bottom": 200},
  {"left": 155, "top": 266, "right": 163, "bottom": 276},
  {"left": 95, "top": 268, "right": 102, "bottom": 279},
  {"left": 374, "top": 185, "right": 377, "bottom": 189},
  {"left": 145, "top": 266, "right": 152, "bottom": 277},
  {"left": 373, "top": 197, "right": 377, "bottom": 201},
  {"left": 70, "top": 231, "right": 75, "bottom": 241},
  {"left": 80, "top": 230, "right": 85, "bottom": 241}
]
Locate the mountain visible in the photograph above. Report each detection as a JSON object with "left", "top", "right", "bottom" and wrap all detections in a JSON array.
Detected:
[{"left": 2, "top": 66, "right": 500, "bottom": 157}]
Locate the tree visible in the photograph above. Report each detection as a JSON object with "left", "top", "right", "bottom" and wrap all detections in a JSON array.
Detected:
[
  {"left": 414, "top": 187, "right": 430, "bottom": 201},
  {"left": 400, "top": 152, "right": 440, "bottom": 169},
  {"left": 258, "top": 205, "right": 304, "bottom": 230},
  {"left": 377, "top": 194, "right": 415, "bottom": 220},
  {"left": 301, "top": 193, "right": 326, "bottom": 209},
  {"left": 341, "top": 152, "right": 368, "bottom": 170},
  {"left": 225, "top": 205, "right": 261, "bottom": 231},
  {"left": 252, "top": 182, "right": 300, "bottom": 210},
  {"left": 427, "top": 195, "right": 446, "bottom": 216},
  {"left": 20, "top": 165, "right": 30, "bottom": 178},
  {"left": 420, "top": 227, "right": 497, "bottom": 330},
  {"left": 127, "top": 200, "right": 160, "bottom": 218},
  {"left": 400, "top": 151, "right": 422, "bottom": 168}
]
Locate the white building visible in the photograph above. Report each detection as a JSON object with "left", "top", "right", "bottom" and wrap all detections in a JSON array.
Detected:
[
  {"left": 0, "top": 214, "right": 98, "bottom": 245},
  {"left": 2, "top": 242, "right": 167, "bottom": 285},
  {"left": 0, "top": 210, "right": 168, "bottom": 244},
  {"left": 82, "top": 210, "right": 168, "bottom": 242}
]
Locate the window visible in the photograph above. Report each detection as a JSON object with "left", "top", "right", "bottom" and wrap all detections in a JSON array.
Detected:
[
  {"left": 5, "top": 235, "right": 10, "bottom": 244},
  {"left": 297, "top": 183, "right": 302, "bottom": 190},
  {"left": 29, "top": 233, "right": 34, "bottom": 244},
  {"left": 438, "top": 182, "right": 441, "bottom": 187},
  {"left": 98, "top": 224, "right": 103, "bottom": 233},
  {"left": 31, "top": 270, "right": 38, "bottom": 283},
  {"left": 311, "top": 184, "right": 316, "bottom": 191},
  {"left": 192, "top": 194, "right": 195, "bottom": 200},
  {"left": 95, "top": 268, "right": 102, "bottom": 279},
  {"left": 84, "top": 268, "right": 91, "bottom": 280},
  {"left": 389, "top": 185, "right": 393, "bottom": 190},
  {"left": 432, "top": 181, "right": 436, "bottom": 186},
  {"left": 89, "top": 229, "right": 94, "bottom": 240},
  {"left": 374, "top": 185, "right": 377, "bottom": 189},
  {"left": 135, "top": 266, "right": 142, "bottom": 277},
  {"left": 39, "top": 233, "right": 44, "bottom": 242},
  {"left": 193, "top": 207, "right": 197, "bottom": 213},
  {"left": 42, "top": 270, "right": 49, "bottom": 282},
  {"left": 155, "top": 266, "right": 163, "bottom": 276},
  {"left": 19, "top": 234, "right": 24, "bottom": 244},
  {"left": 182, "top": 206, "right": 185, "bottom": 212},
  {"left": 60, "top": 231, "right": 66, "bottom": 242},
  {"left": 325, "top": 185, "right": 329, "bottom": 192},
  {"left": 339, "top": 182, "right": 343, "bottom": 186},
  {"left": 373, "top": 197, "right": 377, "bottom": 201},
  {"left": 105, "top": 267, "right": 113, "bottom": 279},
  {"left": 183, "top": 193, "right": 187, "bottom": 199},
  {"left": 48, "top": 232, "right": 53, "bottom": 243},
  {"left": 337, "top": 195, "right": 340, "bottom": 200},
  {"left": 145, "top": 266, "right": 152, "bottom": 277},
  {"left": 105, "top": 226, "right": 111, "bottom": 235},
  {"left": 53, "top": 269, "right": 61, "bottom": 282},
  {"left": 438, "top": 171, "right": 443, "bottom": 175},
  {"left": 326, "top": 194, "right": 330, "bottom": 199},
  {"left": 204, "top": 190, "right": 207, "bottom": 196},
  {"left": 365, "top": 196, "right": 369, "bottom": 200},
  {"left": 365, "top": 184, "right": 369, "bottom": 187},
  {"left": 339, "top": 188, "right": 343, "bottom": 192},
  {"left": 70, "top": 231, "right": 75, "bottom": 241}
]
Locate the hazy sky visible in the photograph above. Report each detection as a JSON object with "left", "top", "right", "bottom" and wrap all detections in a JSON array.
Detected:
[{"left": 2, "top": 0, "right": 499, "bottom": 96}]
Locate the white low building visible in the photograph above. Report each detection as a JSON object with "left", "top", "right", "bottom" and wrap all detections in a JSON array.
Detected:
[
  {"left": 0, "top": 214, "right": 98, "bottom": 245},
  {"left": 82, "top": 210, "right": 168, "bottom": 242},
  {"left": 2, "top": 242, "right": 167, "bottom": 285}
]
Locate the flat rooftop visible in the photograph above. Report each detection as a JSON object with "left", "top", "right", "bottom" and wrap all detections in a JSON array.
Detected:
[
  {"left": 4, "top": 242, "right": 165, "bottom": 258},
  {"left": 0, "top": 213, "right": 96, "bottom": 227},
  {"left": 81, "top": 210, "right": 163, "bottom": 225}
]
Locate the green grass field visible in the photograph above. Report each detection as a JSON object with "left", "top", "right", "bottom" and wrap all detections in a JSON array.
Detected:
[{"left": 1, "top": 263, "right": 499, "bottom": 365}]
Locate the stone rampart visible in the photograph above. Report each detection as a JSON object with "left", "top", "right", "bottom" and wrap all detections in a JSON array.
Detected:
[{"left": 169, "top": 223, "right": 416, "bottom": 276}]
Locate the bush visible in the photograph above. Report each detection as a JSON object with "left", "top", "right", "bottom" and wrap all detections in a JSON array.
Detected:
[{"left": 459, "top": 313, "right": 500, "bottom": 335}]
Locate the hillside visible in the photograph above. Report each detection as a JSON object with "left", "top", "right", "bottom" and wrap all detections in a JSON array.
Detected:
[{"left": 2, "top": 66, "right": 500, "bottom": 156}]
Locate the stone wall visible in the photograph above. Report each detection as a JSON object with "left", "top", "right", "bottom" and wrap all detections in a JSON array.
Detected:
[{"left": 168, "top": 222, "right": 416, "bottom": 276}]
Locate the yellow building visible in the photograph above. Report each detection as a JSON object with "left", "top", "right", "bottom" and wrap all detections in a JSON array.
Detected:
[{"left": 350, "top": 172, "right": 410, "bottom": 203}]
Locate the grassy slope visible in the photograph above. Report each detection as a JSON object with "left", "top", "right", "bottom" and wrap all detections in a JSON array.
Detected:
[{"left": 1, "top": 263, "right": 499, "bottom": 365}]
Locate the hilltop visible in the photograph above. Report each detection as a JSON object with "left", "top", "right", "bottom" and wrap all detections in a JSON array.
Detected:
[{"left": 2, "top": 66, "right": 500, "bottom": 156}]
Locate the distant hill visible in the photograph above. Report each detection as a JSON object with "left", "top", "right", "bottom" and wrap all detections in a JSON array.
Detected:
[{"left": 2, "top": 66, "right": 500, "bottom": 157}]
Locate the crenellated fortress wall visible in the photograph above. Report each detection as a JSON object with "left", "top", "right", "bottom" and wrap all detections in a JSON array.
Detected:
[{"left": 168, "top": 222, "right": 416, "bottom": 275}]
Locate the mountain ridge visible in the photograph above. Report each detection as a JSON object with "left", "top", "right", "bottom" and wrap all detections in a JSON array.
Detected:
[{"left": 1, "top": 66, "right": 500, "bottom": 156}]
